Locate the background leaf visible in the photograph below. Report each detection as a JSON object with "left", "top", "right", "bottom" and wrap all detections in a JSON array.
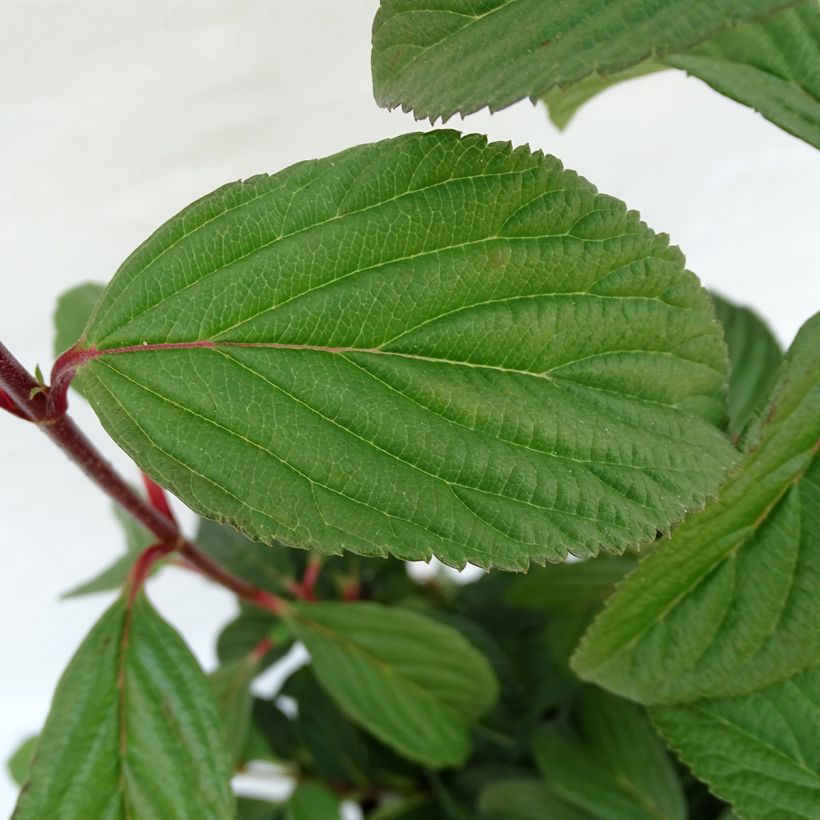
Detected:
[
  {"left": 652, "top": 663, "right": 820, "bottom": 819},
  {"left": 74, "top": 130, "right": 732, "bottom": 570},
  {"left": 6, "top": 735, "right": 37, "bottom": 787},
  {"left": 285, "top": 782, "right": 341, "bottom": 820},
  {"left": 711, "top": 293, "right": 783, "bottom": 440},
  {"left": 371, "top": 0, "right": 796, "bottom": 121},
  {"left": 478, "top": 778, "right": 588, "bottom": 820},
  {"left": 13, "top": 594, "right": 234, "bottom": 819},
  {"left": 210, "top": 655, "right": 261, "bottom": 768},
  {"left": 573, "top": 312, "right": 820, "bottom": 703},
  {"left": 52, "top": 281, "right": 104, "bottom": 358},
  {"left": 286, "top": 600, "right": 498, "bottom": 767}
]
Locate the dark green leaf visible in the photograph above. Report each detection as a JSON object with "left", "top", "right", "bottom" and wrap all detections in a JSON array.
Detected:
[
  {"left": 286, "top": 600, "right": 498, "bottom": 767},
  {"left": 371, "top": 1, "right": 794, "bottom": 120},
  {"left": 53, "top": 281, "right": 105, "bottom": 358},
  {"left": 216, "top": 604, "right": 290, "bottom": 671},
  {"left": 245, "top": 697, "right": 300, "bottom": 765},
  {"left": 652, "top": 663, "right": 820, "bottom": 819},
  {"left": 285, "top": 782, "right": 341, "bottom": 820},
  {"left": 6, "top": 735, "right": 37, "bottom": 787},
  {"left": 237, "top": 798, "right": 284, "bottom": 820},
  {"left": 573, "top": 313, "right": 820, "bottom": 703},
  {"left": 532, "top": 689, "right": 686, "bottom": 820},
  {"left": 13, "top": 594, "right": 234, "bottom": 819},
  {"left": 74, "top": 130, "right": 732, "bottom": 570},
  {"left": 711, "top": 293, "right": 783, "bottom": 440},
  {"left": 478, "top": 778, "right": 588, "bottom": 820}
]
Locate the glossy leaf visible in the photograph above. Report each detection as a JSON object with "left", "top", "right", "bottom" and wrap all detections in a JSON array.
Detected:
[
  {"left": 532, "top": 689, "right": 685, "bottom": 820},
  {"left": 711, "top": 293, "right": 783, "bottom": 440},
  {"left": 573, "top": 312, "right": 820, "bottom": 703},
  {"left": 286, "top": 782, "right": 341, "bottom": 820},
  {"left": 652, "top": 663, "right": 820, "bottom": 819},
  {"left": 371, "top": 0, "right": 794, "bottom": 120},
  {"left": 286, "top": 600, "right": 498, "bottom": 767},
  {"left": 72, "top": 130, "right": 732, "bottom": 570},
  {"left": 13, "top": 594, "right": 234, "bottom": 819}
]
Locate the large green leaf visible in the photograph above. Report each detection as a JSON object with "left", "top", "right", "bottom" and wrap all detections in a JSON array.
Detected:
[
  {"left": 13, "top": 594, "right": 234, "bottom": 819},
  {"left": 371, "top": 1, "right": 798, "bottom": 120},
  {"left": 573, "top": 312, "right": 820, "bottom": 704},
  {"left": 711, "top": 293, "right": 783, "bottom": 441},
  {"left": 286, "top": 600, "right": 498, "bottom": 767},
  {"left": 68, "top": 130, "right": 732, "bottom": 570},
  {"left": 541, "top": 2, "right": 820, "bottom": 148},
  {"left": 652, "top": 663, "right": 820, "bottom": 819},
  {"left": 531, "top": 689, "right": 686, "bottom": 820}
]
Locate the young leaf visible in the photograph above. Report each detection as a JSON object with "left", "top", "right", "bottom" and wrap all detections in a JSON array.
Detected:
[
  {"left": 711, "top": 293, "right": 783, "bottom": 440},
  {"left": 573, "top": 312, "right": 820, "bottom": 704},
  {"left": 53, "top": 281, "right": 105, "bottom": 358},
  {"left": 540, "top": 3, "right": 820, "bottom": 148},
  {"left": 13, "top": 594, "right": 234, "bottom": 819},
  {"left": 286, "top": 600, "right": 499, "bottom": 767},
  {"left": 371, "top": 1, "right": 795, "bottom": 120},
  {"left": 69, "top": 130, "right": 733, "bottom": 570},
  {"left": 62, "top": 504, "right": 155, "bottom": 598},
  {"left": 532, "top": 689, "right": 686, "bottom": 820},
  {"left": 286, "top": 782, "right": 341, "bottom": 820},
  {"left": 651, "top": 663, "right": 820, "bottom": 820},
  {"left": 6, "top": 734, "right": 38, "bottom": 787}
]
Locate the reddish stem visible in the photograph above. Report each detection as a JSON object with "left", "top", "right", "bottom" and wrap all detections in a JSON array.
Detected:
[
  {"left": 128, "top": 542, "right": 174, "bottom": 603},
  {"left": 141, "top": 472, "right": 178, "bottom": 525},
  {"left": 298, "top": 554, "right": 322, "bottom": 601},
  {"left": 0, "top": 340, "right": 284, "bottom": 615}
]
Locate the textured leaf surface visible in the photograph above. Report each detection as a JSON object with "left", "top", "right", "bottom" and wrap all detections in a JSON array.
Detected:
[
  {"left": 72, "top": 130, "right": 732, "bottom": 570},
  {"left": 287, "top": 600, "right": 498, "bottom": 767},
  {"left": 13, "top": 594, "right": 233, "bottom": 819},
  {"left": 540, "top": 2, "right": 820, "bottom": 147},
  {"left": 532, "top": 689, "right": 686, "bottom": 820},
  {"left": 712, "top": 293, "right": 783, "bottom": 440},
  {"left": 652, "top": 663, "right": 820, "bottom": 819},
  {"left": 573, "top": 312, "right": 820, "bottom": 704},
  {"left": 371, "top": 0, "right": 795, "bottom": 120}
]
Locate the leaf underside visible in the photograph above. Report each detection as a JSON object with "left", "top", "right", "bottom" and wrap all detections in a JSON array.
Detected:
[
  {"left": 75, "top": 130, "right": 733, "bottom": 570},
  {"left": 370, "top": 0, "right": 800, "bottom": 120},
  {"left": 13, "top": 595, "right": 234, "bottom": 820}
]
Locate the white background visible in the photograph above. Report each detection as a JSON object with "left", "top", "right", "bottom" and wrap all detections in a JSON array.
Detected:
[{"left": 1, "top": 0, "right": 818, "bottom": 813}]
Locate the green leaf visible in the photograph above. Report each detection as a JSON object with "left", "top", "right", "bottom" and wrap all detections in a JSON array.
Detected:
[
  {"left": 573, "top": 312, "right": 820, "bottom": 703},
  {"left": 13, "top": 594, "right": 234, "bottom": 819},
  {"left": 53, "top": 281, "right": 105, "bottom": 358},
  {"left": 196, "top": 518, "right": 294, "bottom": 594},
  {"left": 478, "top": 778, "right": 587, "bottom": 820},
  {"left": 216, "top": 604, "right": 290, "bottom": 671},
  {"left": 540, "top": 3, "right": 820, "bottom": 148},
  {"left": 6, "top": 734, "right": 38, "bottom": 787},
  {"left": 532, "top": 689, "right": 686, "bottom": 820},
  {"left": 371, "top": 0, "right": 795, "bottom": 120},
  {"left": 506, "top": 554, "right": 637, "bottom": 612},
  {"left": 72, "top": 130, "right": 732, "bottom": 570},
  {"left": 711, "top": 293, "right": 783, "bottom": 441},
  {"left": 210, "top": 655, "right": 260, "bottom": 767},
  {"left": 62, "top": 505, "right": 155, "bottom": 598},
  {"left": 237, "top": 798, "right": 284, "bottom": 820},
  {"left": 244, "top": 696, "right": 300, "bottom": 765},
  {"left": 652, "top": 663, "right": 820, "bottom": 820},
  {"left": 286, "top": 600, "right": 499, "bottom": 767},
  {"left": 285, "top": 782, "right": 341, "bottom": 820}
]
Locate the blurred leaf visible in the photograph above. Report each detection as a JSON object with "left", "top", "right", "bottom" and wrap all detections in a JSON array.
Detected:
[
  {"left": 13, "top": 594, "right": 234, "bottom": 819},
  {"left": 6, "top": 734, "right": 38, "bottom": 786},
  {"left": 216, "top": 604, "right": 290, "bottom": 671},
  {"left": 237, "top": 797, "right": 284, "bottom": 820},
  {"left": 479, "top": 778, "right": 588, "bottom": 820},
  {"left": 285, "top": 782, "right": 341, "bottom": 820},
  {"left": 712, "top": 293, "right": 783, "bottom": 440},
  {"left": 211, "top": 655, "right": 261, "bottom": 768},
  {"left": 52, "top": 281, "right": 104, "bottom": 358},
  {"left": 245, "top": 696, "right": 300, "bottom": 765},
  {"left": 287, "top": 601, "right": 498, "bottom": 767}
]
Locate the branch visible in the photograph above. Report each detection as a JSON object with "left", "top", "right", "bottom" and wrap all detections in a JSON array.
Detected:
[{"left": 0, "top": 341, "right": 285, "bottom": 613}]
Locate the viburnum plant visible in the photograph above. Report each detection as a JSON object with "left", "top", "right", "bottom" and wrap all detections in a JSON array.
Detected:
[{"left": 3, "top": 2, "right": 818, "bottom": 819}]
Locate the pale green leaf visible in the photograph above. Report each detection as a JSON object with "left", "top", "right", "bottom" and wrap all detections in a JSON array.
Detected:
[
  {"left": 712, "top": 293, "right": 783, "bottom": 440},
  {"left": 286, "top": 782, "right": 341, "bottom": 820},
  {"left": 53, "top": 281, "right": 105, "bottom": 358},
  {"left": 286, "top": 600, "right": 498, "bottom": 767},
  {"left": 71, "top": 130, "right": 732, "bottom": 570},
  {"left": 62, "top": 504, "right": 155, "bottom": 598},
  {"left": 573, "top": 312, "right": 820, "bottom": 703},
  {"left": 6, "top": 735, "right": 37, "bottom": 787},
  {"left": 478, "top": 778, "right": 588, "bottom": 820},
  {"left": 371, "top": 0, "right": 796, "bottom": 120},
  {"left": 532, "top": 688, "right": 686, "bottom": 820},
  {"left": 13, "top": 594, "right": 234, "bottom": 819},
  {"left": 540, "top": 3, "right": 820, "bottom": 147},
  {"left": 652, "top": 663, "right": 820, "bottom": 820}
]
